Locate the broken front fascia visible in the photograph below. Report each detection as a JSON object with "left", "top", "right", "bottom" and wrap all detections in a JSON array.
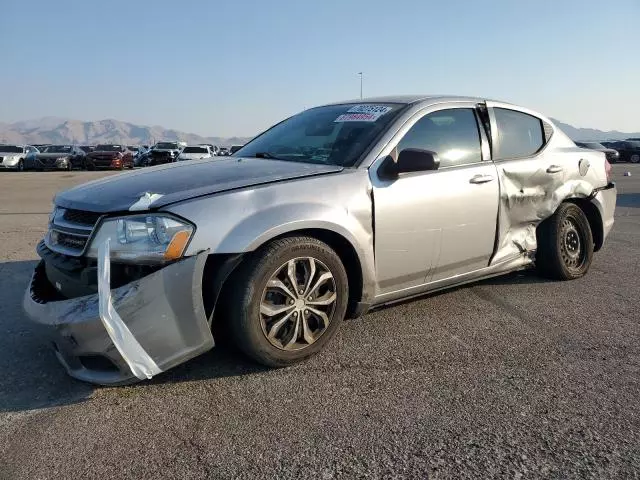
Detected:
[
  {"left": 24, "top": 245, "right": 214, "bottom": 385},
  {"left": 491, "top": 163, "right": 595, "bottom": 265}
]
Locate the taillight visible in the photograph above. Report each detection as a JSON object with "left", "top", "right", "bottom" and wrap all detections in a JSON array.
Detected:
[{"left": 605, "top": 158, "right": 612, "bottom": 183}]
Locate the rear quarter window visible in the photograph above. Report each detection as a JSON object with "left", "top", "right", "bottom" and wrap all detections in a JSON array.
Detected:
[{"left": 494, "top": 108, "right": 545, "bottom": 159}]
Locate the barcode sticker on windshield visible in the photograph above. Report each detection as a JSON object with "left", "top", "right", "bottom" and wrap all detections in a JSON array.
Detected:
[{"left": 335, "top": 105, "right": 393, "bottom": 123}]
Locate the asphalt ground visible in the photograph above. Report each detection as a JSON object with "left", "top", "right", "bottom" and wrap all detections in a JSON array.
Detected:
[{"left": 0, "top": 165, "right": 638, "bottom": 479}]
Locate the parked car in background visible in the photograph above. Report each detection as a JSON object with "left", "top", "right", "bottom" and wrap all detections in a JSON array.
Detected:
[
  {"left": 148, "top": 141, "right": 184, "bottom": 165},
  {"left": 26, "top": 145, "right": 85, "bottom": 171},
  {"left": 134, "top": 149, "right": 152, "bottom": 167},
  {"left": 0, "top": 145, "right": 39, "bottom": 171},
  {"left": 601, "top": 140, "right": 640, "bottom": 163},
  {"left": 230, "top": 144, "right": 244, "bottom": 155},
  {"left": 79, "top": 145, "right": 96, "bottom": 154},
  {"left": 23, "top": 95, "right": 616, "bottom": 385},
  {"left": 575, "top": 141, "right": 620, "bottom": 163},
  {"left": 177, "top": 145, "right": 215, "bottom": 161},
  {"left": 218, "top": 147, "right": 230, "bottom": 156},
  {"left": 626, "top": 137, "right": 640, "bottom": 141},
  {"left": 85, "top": 144, "right": 134, "bottom": 170}
]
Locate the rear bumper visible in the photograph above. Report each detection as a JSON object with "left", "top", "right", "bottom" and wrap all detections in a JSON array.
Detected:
[
  {"left": 23, "top": 249, "right": 214, "bottom": 385},
  {"left": 592, "top": 182, "right": 617, "bottom": 242}
]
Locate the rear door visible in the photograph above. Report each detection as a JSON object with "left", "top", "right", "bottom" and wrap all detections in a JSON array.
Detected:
[
  {"left": 485, "top": 102, "right": 578, "bottom": 263},
  {"left": 371, "top": 104, "right": 500, "bottom": 295}
]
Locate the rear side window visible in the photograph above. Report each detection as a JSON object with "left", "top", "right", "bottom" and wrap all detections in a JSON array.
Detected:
[
  {"left": 494, "top": 108, "right": 545, "bottom": 159},
  {"left": 396, "top": 108, "right": 482, "bottom": 168}
]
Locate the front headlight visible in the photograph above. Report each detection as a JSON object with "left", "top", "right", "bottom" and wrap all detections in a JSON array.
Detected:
[{"left": 87, "top": 214, "right": 194, "bottom": 263}]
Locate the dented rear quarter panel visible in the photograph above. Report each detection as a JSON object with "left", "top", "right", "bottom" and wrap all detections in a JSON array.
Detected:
[{"left": 488, "top": 101, "right": 611, "bottom": 265}]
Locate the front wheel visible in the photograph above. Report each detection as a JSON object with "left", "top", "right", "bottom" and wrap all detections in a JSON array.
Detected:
[
  {"left": 226, "top": 236, "right": 348, "bottom": 367},
  {"left": 17, "top": 159, "right": 24, "bottom": 172},
  {"left": 536, "top": 203, "right": 594, "bottom": 280}
]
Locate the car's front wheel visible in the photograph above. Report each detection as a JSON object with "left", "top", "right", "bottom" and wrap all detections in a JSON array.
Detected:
[
  {"left": 536, "top": 202, "right": 594, "bottom": 280},
  {"left": 17, "top": 159, "right": 24, "bottom": 172},
  {"left": 226, "top": 236, "right": 348, "bottom": 367}
]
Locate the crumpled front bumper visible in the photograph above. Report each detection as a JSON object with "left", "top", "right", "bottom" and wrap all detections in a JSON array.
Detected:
[{"left": 23, "top": 250, "right": 214, "bottom": 385}]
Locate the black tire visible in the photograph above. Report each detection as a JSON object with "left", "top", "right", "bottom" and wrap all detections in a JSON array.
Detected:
[
  {"left": 66, "top": 161, "right": 73, "bottom": 171},
  {"left": 631, "top": 154, "right": 640, "bottom": 164},
  {"left": 17, "top": 159, "right": 24, "bottom": 172},
  {"left": 536, "top": 203, "right": 594, "bottom": 280},
  {"left": 225, "top": 236, "right": 348, "bottom": 367}
]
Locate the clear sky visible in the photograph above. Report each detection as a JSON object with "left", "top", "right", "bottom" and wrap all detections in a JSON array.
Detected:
[{"left": 1, "top": 0, "right": 638, "bottom": 137}]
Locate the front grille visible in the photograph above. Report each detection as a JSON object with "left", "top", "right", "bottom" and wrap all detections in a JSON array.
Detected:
[
  {"left": 63, "top": 209, "right": 101, "bottom": 226},
  {"left": 46, "top": 208, "right": 100, "bottom": 256},
  {"left": 54, "top": 231, "right": 89, "bottom": 250}
]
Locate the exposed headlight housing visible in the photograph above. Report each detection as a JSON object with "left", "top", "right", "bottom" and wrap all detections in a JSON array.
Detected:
[{"left": 87, "top": 214, "right": 194, "bottom": 263}]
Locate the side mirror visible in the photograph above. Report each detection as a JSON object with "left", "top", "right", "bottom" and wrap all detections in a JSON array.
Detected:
[{"left": 379, "top": 149, "right": 440, "bottom": 179}]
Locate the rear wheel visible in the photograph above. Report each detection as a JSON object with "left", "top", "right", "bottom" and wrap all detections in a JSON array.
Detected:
[
  {"left": 536, "top": 203, "right": 594, "bottom": 280},
  {"left": 226, "top": 236, "right": 348, "bottom": 367},
  {"left": 631, "top": 154, "right": 640, "bottom": 164}
]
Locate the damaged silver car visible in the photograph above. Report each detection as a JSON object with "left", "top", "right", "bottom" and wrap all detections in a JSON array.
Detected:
[{"left": 24, "top": 96, "right": 617, "bottom": 385}]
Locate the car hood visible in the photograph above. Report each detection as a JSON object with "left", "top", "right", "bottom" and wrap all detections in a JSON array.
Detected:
[
  {"left": 88, "top": 151, "right": 119, "bottom": 156},
  {"left": 178, "top": 153, "right": 211, "bottom": 160},
  {"left": 54, "top": 157, "right": 344, "bottom": 212},
  {"left": 35, "top": 152, "right": 72, "bottom": 158}
]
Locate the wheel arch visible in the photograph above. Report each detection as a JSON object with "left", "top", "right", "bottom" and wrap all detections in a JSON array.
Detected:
[
  {"left": 203, "top": 228, "right": 367, "bottom": 323},
  {"left": 565, "top": 197, "right": 604, "bottom": 252}
]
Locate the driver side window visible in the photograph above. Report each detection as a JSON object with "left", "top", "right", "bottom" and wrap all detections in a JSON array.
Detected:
[{"left": 396, "top": 108, "right": 482, "bottom": 168}]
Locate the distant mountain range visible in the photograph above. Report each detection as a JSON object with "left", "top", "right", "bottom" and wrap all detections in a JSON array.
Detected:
[
  {"left": 550, "top": 119, "right": 640, "bottom": 142},
  {"left": 0, "top": 117, "right": 251, "bottom": 147},
  {"left": 0, "top": 116, "right": 638, "bottom": 146}
]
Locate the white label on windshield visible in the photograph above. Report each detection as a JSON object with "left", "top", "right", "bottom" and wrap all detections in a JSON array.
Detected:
[{"left": 334, "top": 105, "right": 392, "bottom": 123}]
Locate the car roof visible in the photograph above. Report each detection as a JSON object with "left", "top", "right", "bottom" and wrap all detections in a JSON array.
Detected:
[{"left": 323, "top": 94, "right": 500, "bottom": 106}]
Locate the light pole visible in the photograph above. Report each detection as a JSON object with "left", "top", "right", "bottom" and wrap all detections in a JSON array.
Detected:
[{"left": 358, "top": 72, "right": 363, "bottom": 99}]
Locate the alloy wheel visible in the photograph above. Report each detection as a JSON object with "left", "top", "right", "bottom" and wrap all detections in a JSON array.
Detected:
[{"left": 259, "top": 257, "right": 337, "bottom": 351}]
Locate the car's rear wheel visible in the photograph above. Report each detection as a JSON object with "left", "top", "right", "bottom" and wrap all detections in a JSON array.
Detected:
[
  {"left": 536, "top": 202, "right": 594, "bottom": 280},
  {"left": 631, "top": 154, "right": 640, "bottom": 164},
  {"left": 226, "top": 236, "right": 348, "bottom": 367}
]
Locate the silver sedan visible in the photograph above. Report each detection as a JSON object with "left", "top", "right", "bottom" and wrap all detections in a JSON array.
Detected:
[{"left": 24, "top": 95, "right": 616, "bottom": 384}]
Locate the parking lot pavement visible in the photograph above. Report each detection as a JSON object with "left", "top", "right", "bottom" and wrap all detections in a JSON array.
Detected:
[{"left": 0, "top": 166, "right": 638, "bottom": 479}]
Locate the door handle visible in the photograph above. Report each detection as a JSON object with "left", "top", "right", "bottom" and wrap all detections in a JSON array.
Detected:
[
  {"left": 469, "top": 174, "right": 494, "bottom": 184},
  {"left": 546, "top": 165, "right": 563, "bottom": 174}
]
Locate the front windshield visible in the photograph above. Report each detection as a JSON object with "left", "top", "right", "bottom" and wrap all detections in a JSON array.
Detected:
[
  {"left": 95, "top": 145, "right": 123, "bottom": 152},
  {"left": 0, "top": 145, "right": 24, "bottom": 153},
  {"left": 235, "top": 103, "right": 406, "bottom": 166},
  {"left": 182, "top": 146, "right": 208, "bottom": 153},
  {"left": 45, "top": 145, "right": 72, "bottom": 153},
  {"left": 155, "top": 142, "right": 178, "bottom": 149}
]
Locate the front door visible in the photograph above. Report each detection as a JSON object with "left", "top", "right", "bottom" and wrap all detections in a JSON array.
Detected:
[{"left": 371, "top": 106, "right": 499, "bottom": 295}]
